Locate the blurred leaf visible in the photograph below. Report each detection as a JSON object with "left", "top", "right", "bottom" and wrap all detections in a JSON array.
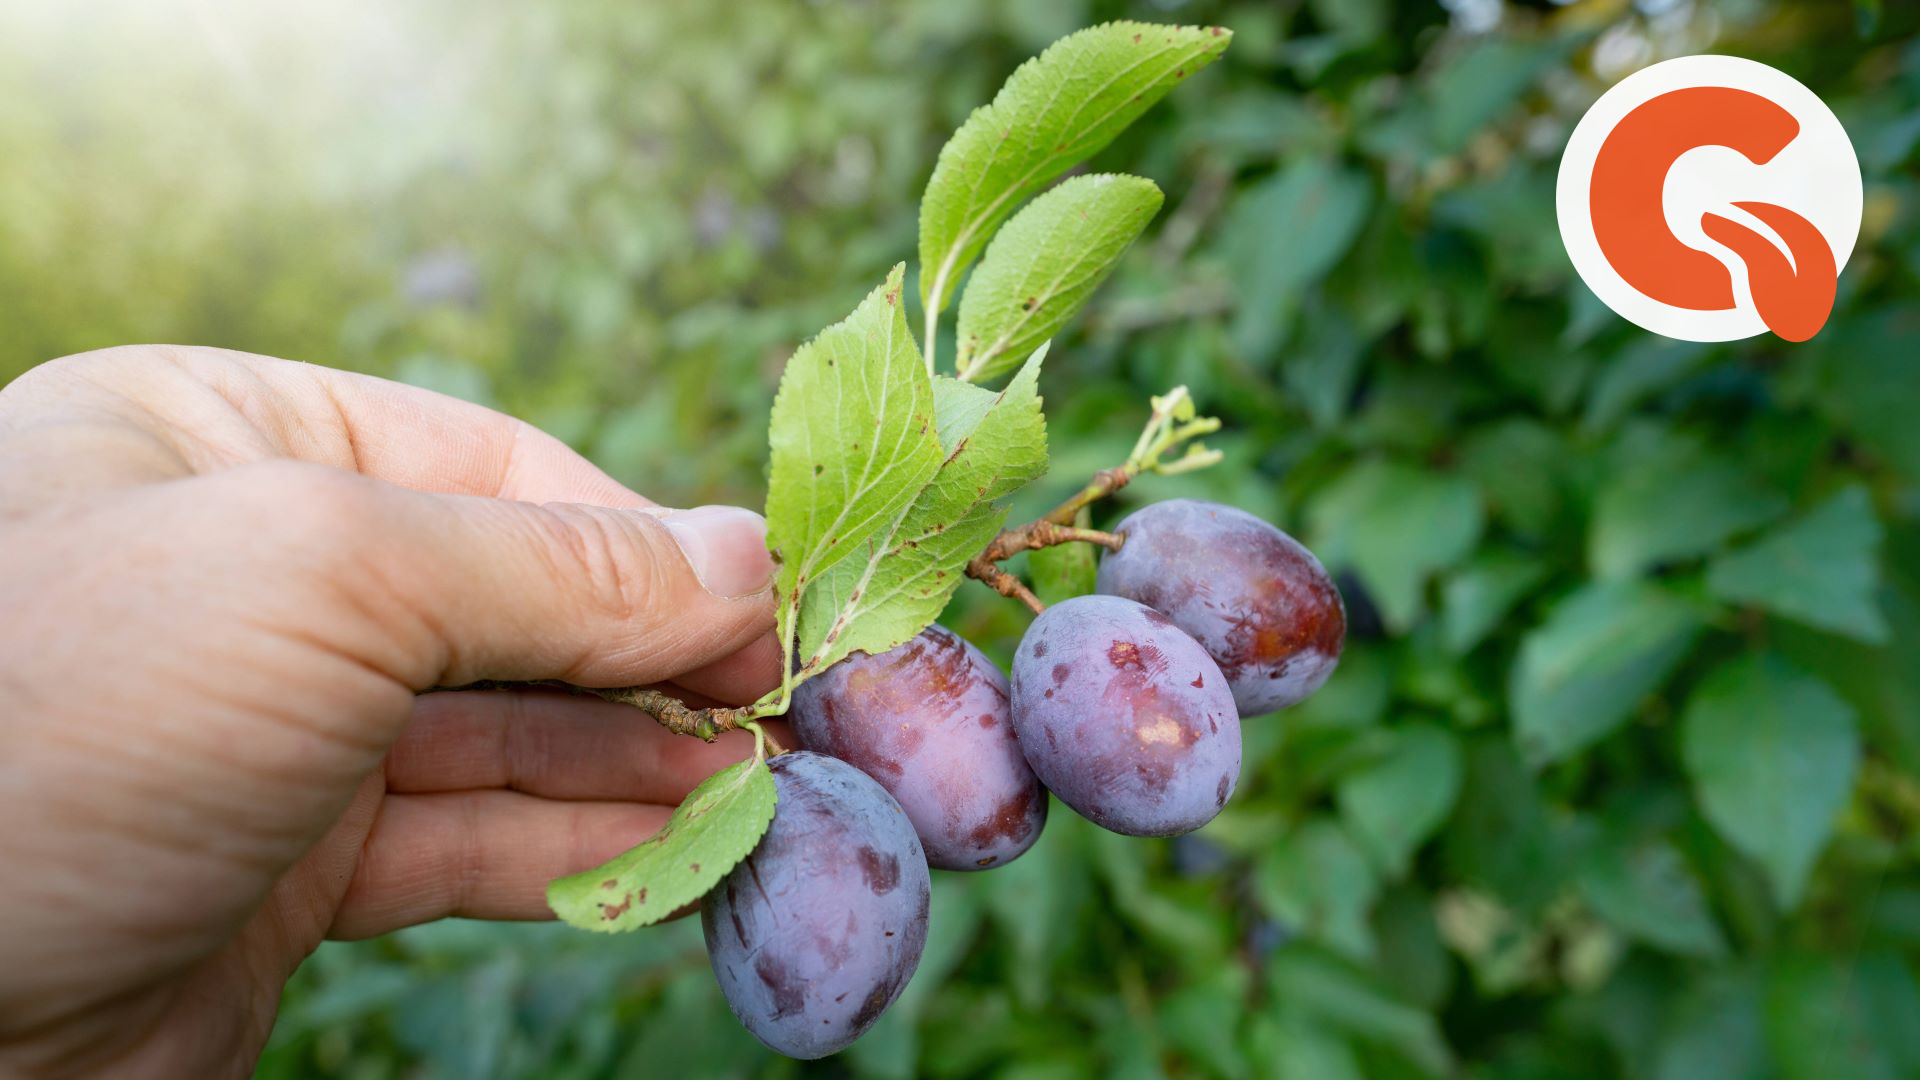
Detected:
[
  {"left": 1443, "top": 738, "right": 1564, "bottom": 913},
  {"left": 1424, "top": 37, "right": 1564, "bottom": 153},
  {"left": 1588, "top": 450, "right": 1787, "bottom": 579},
  {"left": 1266, "top": 948, "right": 1452, "bottom": 1077},
  {"left": 1158, "top": 966, "right": 1252, "bottom": 1080},
  {"left": 1576, "top": 834, "right": 1724, "bottom": 958},
  {"left": 1510, "top": 581, "right": 1703, "bottom": 765},
  {"left": 984, "top": 806, "right": 1084, "bottom": 1008},
  {"left": 919, "top": 21, "right": 1230, "bottom": 312},
  {"left": 1249, "top": 1014, "right": 1365, "bottom": 1080},
  {"left": 1284, "top": 307, "right": 1366, "bottom": 429},
  {"left": 1029, "top": 541, "right": 1098, "bottom": 606},
  {"left": 1458, "top": 420, "right": 1570, "bottom": 541},
  {"left": 1310, "top": 460, "right": 1484, "bottom": 633},
  {"left": 1337, "top": 722, "right": 1464, "bottom": 878},
  {"left": 1255, "top": 818, "right": 1381, "bottom": 960},
  {"left": 1681, "top": 654, "right": 1861, "bottom": 910},
  {"left": 1772, "top": 568, "right": 1920, "bottom": 774},
  {"left": 1808, "top": 305, "right": 1920, "bottom": 476},
  {"left": 1371, "top": 886, "right": 1454, "bottom": 1013},
  {"left": 1766, "top": 953, "right": 1920, "bottom": 1080},
  {"left": 1582, "top": 339, "right": 1709, "bottom": 431},
  {"left": 1441, "top": 552, "right": 1550, "bottom": 655},
  {"left": 1222, "top": 158, "right": 1372, "bottom": 360},
  {"left": 548, "top": 758, "right": 775, "bottom": 932},
  {"left": 955, "top": 173, "right": 1161, "bottom": 382},
  {"left": 1653, "top": 972, "right": 1768, "bottom": 1080},
  {"left": 393, "top": 957, "right": 518, "bottom": 1079},
  {"left": 1707, "top": 486, "right": 1888, "bottom": 643},
  {"left": 624, "top": 970, "right": 770, "bottom": 1077}
]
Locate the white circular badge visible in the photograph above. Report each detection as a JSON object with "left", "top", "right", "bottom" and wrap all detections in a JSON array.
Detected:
[{"left": 1556, "top": 54, "right": 1860, "bottom": 342}]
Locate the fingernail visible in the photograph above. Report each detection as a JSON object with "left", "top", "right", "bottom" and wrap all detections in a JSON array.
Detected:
[{"left": 660, "top": 505, "right": 773, "bottom": 599}]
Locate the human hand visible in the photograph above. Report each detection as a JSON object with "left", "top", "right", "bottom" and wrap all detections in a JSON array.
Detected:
[{"left": 0, "top": 346, "right": 785, "bottom": 1077}]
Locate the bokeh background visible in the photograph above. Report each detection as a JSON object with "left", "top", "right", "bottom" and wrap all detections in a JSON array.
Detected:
[{"left": 6, "top": 0, "right": 1920, "bottom": 1076}]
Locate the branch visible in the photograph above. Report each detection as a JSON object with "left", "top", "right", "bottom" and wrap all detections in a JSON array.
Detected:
[
  {"left": 426, "top": 680, "right": 753, "bottom": 741},
  {"left": 964, "top": 385, "right": 1221, "bottom": 599},
  {"left": 965, "top": 554, "right": 1046, "bottom": 615},
  {"left": 445, "top": 386, "right": 1222, "bottom": 740}
]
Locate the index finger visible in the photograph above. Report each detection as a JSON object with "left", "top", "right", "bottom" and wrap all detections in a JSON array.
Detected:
[{"left": 0, "top": 345, "right": 654, "bottom": 508}]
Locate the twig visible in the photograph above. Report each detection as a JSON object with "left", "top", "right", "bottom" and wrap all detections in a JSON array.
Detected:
[
  {"left": 444, "top": 386, "right": 1221, "bottom": 740},
  {"left": 427, "top": 680, "right": 751, "bottom": 741},
  {"left": 966, "top": 384, "right": 1220, "bottom": 580},
  {"left": 965, "top": 554, "right": 1046, "bottom": 615}
]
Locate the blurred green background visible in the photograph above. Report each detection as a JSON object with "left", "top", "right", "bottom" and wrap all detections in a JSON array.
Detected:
[{"left": 6, "top": 0, "right": 1920, "bottom": 1076}]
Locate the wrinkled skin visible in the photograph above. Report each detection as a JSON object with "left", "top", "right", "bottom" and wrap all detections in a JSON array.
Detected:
[
  {"left": 792, "top": 625, "right": 1047, "bottom": 870},
  {"left": 1097, "top": 499, "right": 1345, "bottom": 716},
  {"left": 1010, "top": 595, "right": 1240, "bottom": 838},
  {"left": 702, "top": 752, "right": 930, "bottom": 1059}
]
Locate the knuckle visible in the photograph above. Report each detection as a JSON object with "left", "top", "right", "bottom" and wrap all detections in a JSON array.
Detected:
[
  {"left": 219, "top": 460, "right": 386, "bottom": 570},
  {"left": 533, "top": 504, "right": 678, "bottom": 627},
  {"left": 0, "top": 348, "right": 135, "bottom": 405}
]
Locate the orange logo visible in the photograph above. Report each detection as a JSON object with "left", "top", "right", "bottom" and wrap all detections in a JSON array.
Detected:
[{"left": 1558, "top": 56, "right": 1860, "bottom": 343}]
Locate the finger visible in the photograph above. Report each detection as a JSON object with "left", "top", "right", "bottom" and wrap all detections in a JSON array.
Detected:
[
  {"left": 668, "top": 630, "right": 783, "bottom": 706},
  {"left": 389, "top": 690, "right": 793, "bottom": 803},
  {"left": 327, "top": 790, "right": 670, "bottom": 939},
  {"left": 0, "top": 345, "right": 654, "bottom": 507},
  {"left": 214, "top": 461, "right": 774, "bottom": 689},
  {"left": 235, "top": 351, "right": 658, "bottom": 505}
]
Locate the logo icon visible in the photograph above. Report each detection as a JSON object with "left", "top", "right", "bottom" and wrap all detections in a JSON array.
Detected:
[{"left": 1557, "top": 55, "right": 1860, "bottom": 342}]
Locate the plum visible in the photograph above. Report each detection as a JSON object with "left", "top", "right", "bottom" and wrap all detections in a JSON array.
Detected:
[
  {"left": 1096, "top": 499, "right": 1344, "bottom": 715},
  {"left": 1010, "top": 595, "right": 1240, "bottom": 837},
  {"left": 791, "top": 625, "right": 1046, "bottom": 870},
  {"left": 702, "top": 751, "right": 930, "bottom": 1059}
]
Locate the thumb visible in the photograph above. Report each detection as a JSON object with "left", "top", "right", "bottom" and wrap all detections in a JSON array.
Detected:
[{"left": 231, "top": 462, "right": 777, "bottom": 691}]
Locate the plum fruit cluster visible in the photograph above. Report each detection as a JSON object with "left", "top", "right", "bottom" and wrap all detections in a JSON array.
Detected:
[{"left": 704, "top": 498, "right": 1344, "bottom": 1058}]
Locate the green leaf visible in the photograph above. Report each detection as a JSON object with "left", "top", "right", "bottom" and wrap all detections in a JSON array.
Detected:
[
  {"left": 1425, "top": 36, "right": 1564, "bottom": 154},
  {"left": 1159, "top": 968, "right": 1253, "bottom": 1080},
  {"left": 1029, "top": 516, "right": 1098, "bottom": 605},
  {"left": 1222, "top": 158, "right": 1372, "bottom": 360},
  {"left": 1337, "top": 722, "right": 1464, "bottom": 878},
  {"left": 1653, "top": 973, "right": 1769, "bottom": 1080},
  {"left": 1372, "top": 886, "right": 1454, "bottom": 1012},
  {"left": 1773, "top": 571, "right": 1920, "bottom": 775},
  {"left": 1708, "top": 486, "right": 1888, "bottom": 643},
  {"left": 1681, "top": 654, "right": 1861, "bottom": 910},
  {"left": 1766, "top": 953, "right": 1920, "bottom": 1080},
  {"left": 1267, "top": 948, "right": 1453, "bottom": 1077},
  {"left": 1255, "top": 819, "right": 1381, "bottom": 960},
  {"left": 1249, "top": 1015, "right": 1364, "bottom": 1080},
  {"left": 955, "top": 173, "right": 1162, "bottom": 382},
  {"left": 1589, "top": 450, "right": 1788, "bottom": 579},
  {"left": 1510, "top": 580, "right": 1703, "bottom": 765},
  {"left": 1807, "top": 305, "right": 1920, "bottom": 477},
  {"left": 1441, "top": 551, "right": 1549, "bottom": 655},
  {"left": 1443, "top": 738, "right": 1563, "bottom": 913},
  {"left": 918, "top": 21, "right": 1230, "bottom": 314},
  {"left": 797, "top": 351, "right": 1048, "bottom": 672},
  {"left": 766, "top": 265, "right": 943, "bottom": 654},
  {"left": 547, "top": 758, "right": 776, "bottom": 932},
  {"left": 1309, "top": 460, "right": 1484, "bottom": 633},
  {"left": 1576, "top": 834, "right": 1724, "bottom": 957}
]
